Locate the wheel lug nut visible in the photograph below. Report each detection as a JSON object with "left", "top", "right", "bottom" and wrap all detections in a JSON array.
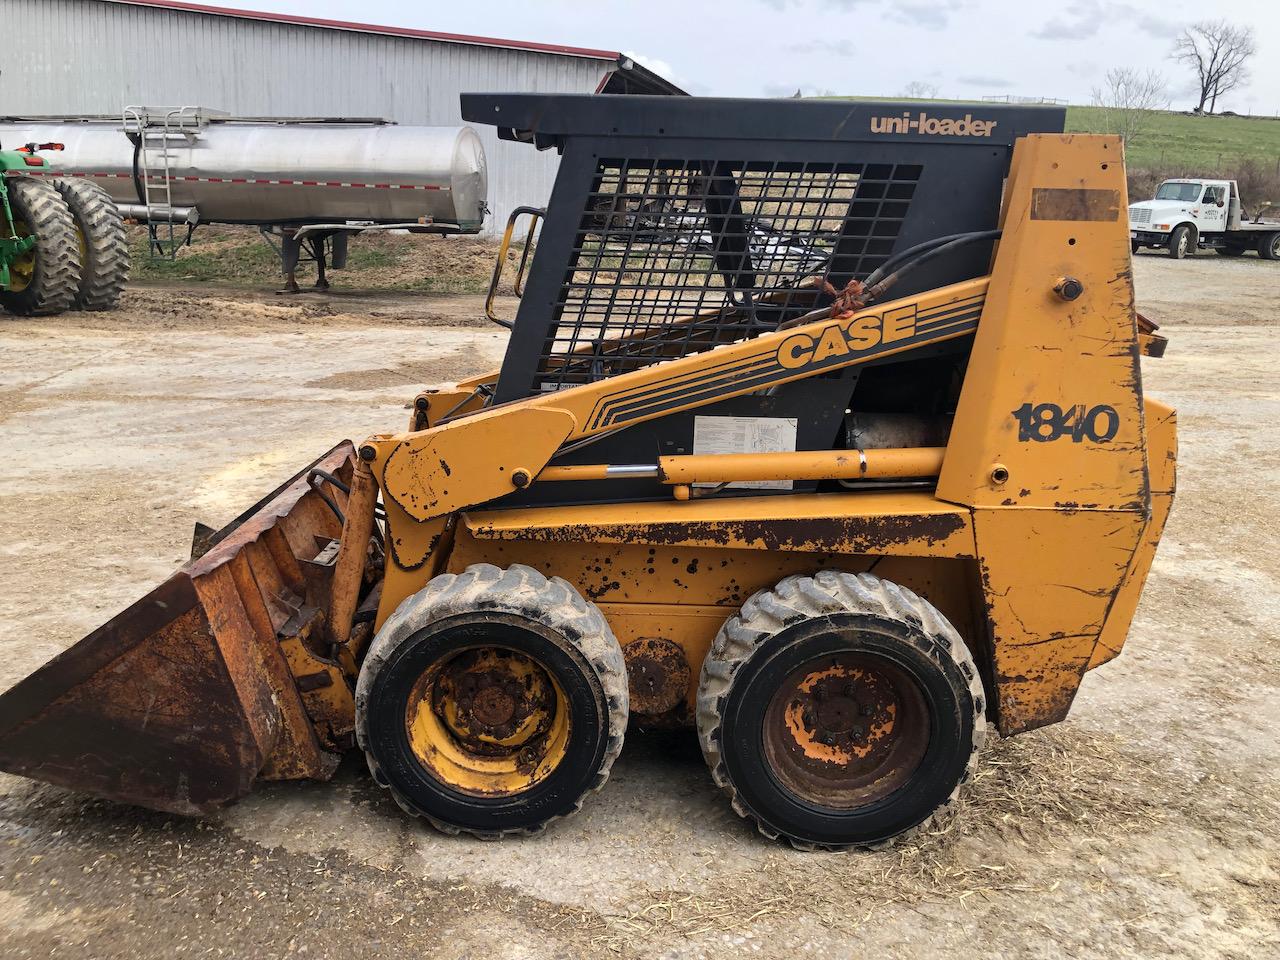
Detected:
[{"left": 861, "top": 705, "right": 874, "bottom": 717}]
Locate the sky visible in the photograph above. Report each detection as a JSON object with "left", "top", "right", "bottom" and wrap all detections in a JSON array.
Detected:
[{"left": 224, "top": 0, "right": 1278, "bottom": 114}]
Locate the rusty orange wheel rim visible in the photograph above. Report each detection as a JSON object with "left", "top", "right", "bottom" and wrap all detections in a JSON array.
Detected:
[
  {"left": 762, "top": 654, "right": 929, "bottom": 809},
  {"left": 404, "top": 646, "right": 571, "bottom": 797}
]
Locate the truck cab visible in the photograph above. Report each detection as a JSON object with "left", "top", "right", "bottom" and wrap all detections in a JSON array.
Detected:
[{"left": 1130, "top": 178, "right": 1280, "bottom": 260}]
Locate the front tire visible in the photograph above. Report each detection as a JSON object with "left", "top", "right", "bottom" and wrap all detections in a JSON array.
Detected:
[
  {"left": 356, "top": 564, "right": 628, "bottom": 838},
  {"left": 0, "top": 177, "right": 81, "bottom": 316},
  {"left": 697, "top": 571, "right": 985, "bottom": 850},
  {"left": 1168, "top": 224, "right": 1193, "bottom": 260}
]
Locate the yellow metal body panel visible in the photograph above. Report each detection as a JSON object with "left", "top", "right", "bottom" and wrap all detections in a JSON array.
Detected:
[
  {"left": 464, "top": 491, "right": 976, "bottom": 558},
  {"left": 375, "top": 513, "right": 454, "bottom": 627},
  {"left": 972, "top": 507, "right": 1144, "bottom": 733},
  {"left": 1089, "top": 399, "right": 1178, "bottom": 669},
  {"left": 936, "top": 135, "right": 1147, "bottom": 513}
]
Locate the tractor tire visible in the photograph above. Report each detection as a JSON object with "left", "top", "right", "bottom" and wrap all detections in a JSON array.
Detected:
[
  {"left": 1167, "top": 224, "right": 1194, "bottom": 260},
  {"left": 0, "top": 177, "right": 81, "bottom": 316},
  {"left": 356, "top": 563, "right": 628, "bottom": 838},
  {"left": 1259, "top": 232, "right": 1280, "bottom": 261},
  {"left": 696, "top": 570, "right": 986, "bottom": 850},
  {"left": 53, "top": 177, "right": 129, "bottom": 310}
]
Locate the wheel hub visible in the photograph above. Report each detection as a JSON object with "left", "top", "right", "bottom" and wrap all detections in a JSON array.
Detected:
[
  {"left": 405, "top": 645, "right": 570, "bottom": 796},
  {"left": 763, "top": 653, "right": 929, "bottom": 809},
  {"left": 470, "top": 684, "right": 517, "bottom": 728}
]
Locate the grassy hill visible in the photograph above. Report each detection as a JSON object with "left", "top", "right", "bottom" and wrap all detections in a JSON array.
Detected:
[
  {"left": 1066, "top": 106, "right": 1280, "bottom": 170},
  {"left": 824, "top": 96, "right": 1280, "bottom": 172}
]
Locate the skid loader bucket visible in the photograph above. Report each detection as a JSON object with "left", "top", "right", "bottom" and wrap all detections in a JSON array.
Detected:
[{"left": 0, "top": 443, "right": 364, "bottom": 815}]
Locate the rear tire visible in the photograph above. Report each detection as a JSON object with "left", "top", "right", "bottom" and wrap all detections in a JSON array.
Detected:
[
  {"left": 697, "top": 571, "right": 985, "bottom": 850},
  {"left": 356, "top": 564, "right": 628, "bottom": 838},
  {"left": 1259, "top": 233, "right": 1280, "bottom": 261},
  {"left": 53, "top": 178, "right": 129, "bottom": 310},
  {"left": 0, "top": 177, "right": 81, "bottom": 316},
  {"left": 1168, "top": 225, "right": 1193, "bottom": 260}
]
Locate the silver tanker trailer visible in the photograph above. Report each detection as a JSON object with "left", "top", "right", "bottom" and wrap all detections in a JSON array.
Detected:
[{"left": 0, "top": 107, "right": 488, "bottom": 291}]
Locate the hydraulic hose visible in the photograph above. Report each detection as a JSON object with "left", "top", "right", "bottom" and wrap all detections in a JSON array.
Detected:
[
  {"left": 862, "top": 230, "right": 1001, "bottom": 301},
  {"left": 862, "top": 229, "right": 1001, "bottom": 290}
]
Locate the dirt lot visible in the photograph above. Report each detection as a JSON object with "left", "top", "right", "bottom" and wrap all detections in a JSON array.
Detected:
[{"left": 0, "top": 255, "right": 1277, "bottom": 959}]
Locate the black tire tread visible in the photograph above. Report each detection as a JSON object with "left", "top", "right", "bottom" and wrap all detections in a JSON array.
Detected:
[
  {"left": 0, "top": 177, "right": 81, "bottom": 316},
  {"left": 1167, "top": 224, "right": 1193, "bottom": 260},
  {"left": 355, "top": 562, "right": 628, "bottom": 839},
  {"left": 695, "top": 569, "right": 986, "bottom": 851},
  {"left": 52, "top": 177, "right": 129, "bottom": 310}
]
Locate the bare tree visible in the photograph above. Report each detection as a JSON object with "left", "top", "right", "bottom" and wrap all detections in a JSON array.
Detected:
[
  {"left": 900, "top": 81, "right": 941, "bottom": 100},
  {"left": 1172, "top": 20, "right": 1256, "bottom": 113},
  {"left": 1090, "top": 68, "right": 1169, "bottom": 146}
]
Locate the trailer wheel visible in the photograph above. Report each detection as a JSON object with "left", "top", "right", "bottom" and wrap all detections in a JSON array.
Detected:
[
  {"left": 0, "top": 177, "right": 81, "bottom": 316},
  {"left": 53, "top": 178, "right": 130, "bottom": 310},
  {"left": 356, "top": 564, "right": 628, "bottom": 838},
  {"left": 697, "top": 571, "right": 985, "bottom": 850},
  {"left": 1167, "top": 224, "right": 1194, "bottom": 260},
  {"left": 1259, "top": 233, "right": 1280, "bottom": 261}
]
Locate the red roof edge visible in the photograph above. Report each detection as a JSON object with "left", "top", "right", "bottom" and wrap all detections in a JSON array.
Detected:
[{"left": 104, "top": 0, "right": 624, "bottom": 60}]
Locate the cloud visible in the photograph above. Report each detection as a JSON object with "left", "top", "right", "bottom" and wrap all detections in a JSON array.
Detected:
[
  {"left": 1115, "top": 4, "right": 1184, "bottom": 40},
  {"left": 957, "top": 74, "right": 1017, "bottom": 89},
  {"left": 1066, "top": 59, "right": 1098, "bottom": 78},
  {"left": 1030, "top": 0, "right": 1182, "bottom": 43},
  {"left": 887, "top": 0, "right": 963, "bottom": 30},
  {"left": 785, "top": 38, "right": 856, "bottom": 56},
  {"left": 1030, "top": 12, "right": 1103, "bottom": 41}
]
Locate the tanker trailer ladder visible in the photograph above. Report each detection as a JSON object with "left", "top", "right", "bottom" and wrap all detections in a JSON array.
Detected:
[{"left": 123, "top": 106, "right": 206, "bottom": 260}]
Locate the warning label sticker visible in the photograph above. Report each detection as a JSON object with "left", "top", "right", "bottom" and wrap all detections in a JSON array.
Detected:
[{"left": 692, "top": 416, "right": 798, "bottom": 491}]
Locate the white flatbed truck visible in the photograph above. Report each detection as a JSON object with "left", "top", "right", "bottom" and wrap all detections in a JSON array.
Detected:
[{"left": 1129, "top": 178, "right": 1280, "bottom": 260}]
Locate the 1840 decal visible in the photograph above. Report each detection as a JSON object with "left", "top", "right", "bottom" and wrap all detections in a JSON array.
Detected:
[{"left": 1012, "top": 402, "right": 1119, "bottom": 443}]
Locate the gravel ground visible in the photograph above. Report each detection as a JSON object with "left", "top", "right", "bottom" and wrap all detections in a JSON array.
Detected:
[{"left": 0, "top": 254, "right": 1277, "bottom": 959}]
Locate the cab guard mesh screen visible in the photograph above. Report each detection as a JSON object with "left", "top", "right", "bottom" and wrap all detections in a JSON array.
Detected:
[{"left": 532, "top": 158, "right": 922, "bottom": 393}]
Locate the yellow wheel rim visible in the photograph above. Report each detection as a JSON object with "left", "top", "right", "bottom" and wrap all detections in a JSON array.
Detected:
[
  {"left": 7, "top": 217, "right": 34, "bottom": 293},
  {"left": 405, "top": 646, "right": 571, "bottom": 797}
]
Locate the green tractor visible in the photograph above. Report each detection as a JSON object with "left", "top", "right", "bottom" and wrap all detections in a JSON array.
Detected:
[{"left": 1, "top": 142, "right": 129, "bottom": 315}]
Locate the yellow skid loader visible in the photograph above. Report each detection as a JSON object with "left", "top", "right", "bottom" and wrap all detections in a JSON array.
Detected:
[{"left": 0, "top": 95, "right": 1175, "bottom": 849}]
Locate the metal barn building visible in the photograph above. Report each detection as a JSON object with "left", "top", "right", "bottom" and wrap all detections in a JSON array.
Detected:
[{"left": 1, "top": 0, "right": 684, "bottom": 235}]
